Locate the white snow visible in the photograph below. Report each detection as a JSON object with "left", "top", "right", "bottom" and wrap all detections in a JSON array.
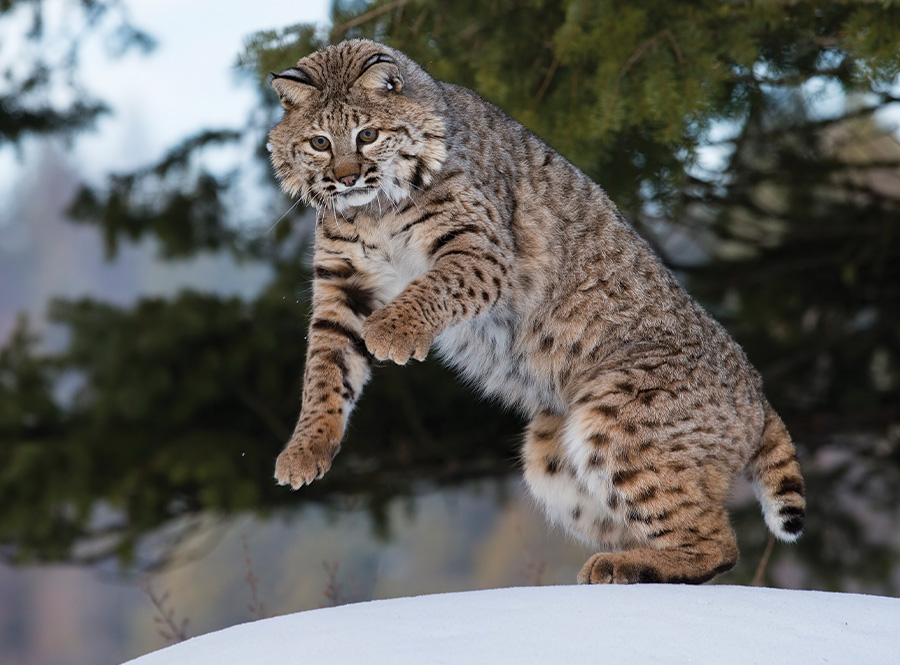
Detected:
[{"left": 123, "top": 584, "right": 900, "bottom": 664}]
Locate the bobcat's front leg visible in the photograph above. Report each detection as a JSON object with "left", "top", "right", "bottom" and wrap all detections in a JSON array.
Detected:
[
  {"left": 275, "top": 261, "right": 375, "bottom": 489},
  {"left": 363, "top": 219, "right": 509, "bottom": 364}
]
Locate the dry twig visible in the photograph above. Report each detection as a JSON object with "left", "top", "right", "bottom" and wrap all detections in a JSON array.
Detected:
[
  {"left": 242, "top": 534, "right": 267, "bottom": 620},
  {"left": 138, "top": 577, "right": 189, "bottom": 644},
  {"left": 752, "top": 533, "right": 777, "bottom": 587},
  {"left": 322, "top": 559, "right": 351, "bottom": 607},
  {"left": 507, "top": 502, "right": 551, "bottom": 586}
]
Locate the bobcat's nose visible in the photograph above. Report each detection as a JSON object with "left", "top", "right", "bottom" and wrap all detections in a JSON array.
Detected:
[{"left": 339, "top": 173, "right": 359, "bottom": 187}]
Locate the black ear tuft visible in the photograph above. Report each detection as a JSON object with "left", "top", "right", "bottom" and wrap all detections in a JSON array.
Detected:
[
  {"left": 354, "top": 54, "right": 403, "bottom": 93},
  {"left": 271, "top": 67, "right": 317, "bottom": 107},
  {"left": 360, "top": 54, "right": 396, "bottom": 72},
  {"left": 270, "top": 67, "right": 314, "bottom": 86}
]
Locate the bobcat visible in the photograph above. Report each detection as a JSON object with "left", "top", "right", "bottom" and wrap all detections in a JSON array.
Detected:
[{"left": 267, "top": 39, "right": 805, "bottom": 584}]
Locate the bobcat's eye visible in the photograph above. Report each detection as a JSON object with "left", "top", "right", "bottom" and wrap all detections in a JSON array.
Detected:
[
  {"left": 310, "top": 136, "right": 331, "bottom": 151},
  {"left": 357, "top": 128, "right": 379, "bottom": 144}
]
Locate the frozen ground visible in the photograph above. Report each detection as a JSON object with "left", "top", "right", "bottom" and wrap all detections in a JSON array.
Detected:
[{"left": 124, "top": 584, "right": 899, "bottom": 664}]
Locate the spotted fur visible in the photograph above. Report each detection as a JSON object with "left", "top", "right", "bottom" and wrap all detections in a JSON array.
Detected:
[{"left": 269, "top": 40, "right": 805, "bottom": 584}]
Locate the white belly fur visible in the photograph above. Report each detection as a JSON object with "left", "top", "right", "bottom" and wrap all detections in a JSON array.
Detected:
[{"left": 434, "top": 308, "right": 563, "bottom": 416}]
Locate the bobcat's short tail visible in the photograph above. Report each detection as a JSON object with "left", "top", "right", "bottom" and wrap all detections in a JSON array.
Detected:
[{"left": 748, "top": 403, "right": 806, "bottom": 542}]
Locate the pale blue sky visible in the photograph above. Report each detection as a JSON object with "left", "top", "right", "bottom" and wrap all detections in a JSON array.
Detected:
[{"left": 76, "top": 0, "right": 332, "bottom": 175}]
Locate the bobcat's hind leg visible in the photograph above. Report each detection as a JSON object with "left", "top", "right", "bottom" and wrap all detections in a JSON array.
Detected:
[
  {"left": 573, "top": 440, "right": 740, "bottom": 584},
  {"left": 522, "top": 412, "right": 628, "bottom": 548},
  {"left": 522, "top": 412, "right": 582, "bottom": 530},
  {"left": 577, "top": 504, "right": 739, "bottom": 584},
  {"left": 562, "top": 375, "right": 741, "bottom": 584}
]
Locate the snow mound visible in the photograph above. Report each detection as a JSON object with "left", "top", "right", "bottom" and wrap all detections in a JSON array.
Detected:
[{"left": 124, "top": 584, "right": 900, "bottom": 664}]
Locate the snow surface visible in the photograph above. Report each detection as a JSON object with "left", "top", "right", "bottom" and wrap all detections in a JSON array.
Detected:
[{"left": 124, "top": 584, "right": 900, "bottom": 664}]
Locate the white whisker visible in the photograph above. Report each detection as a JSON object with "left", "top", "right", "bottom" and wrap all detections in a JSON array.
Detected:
[
  {"left": 330, "top": 197, "right": 352, "bottom": 236},
  {"left": 267, "top": 199, "right": 302, "bottom": 234},
  {"left": 404, "top": 191, "right": 422, "bottom": 213},
  {"left": 379, "top": 184, "right": 401, "bottom": 214}
]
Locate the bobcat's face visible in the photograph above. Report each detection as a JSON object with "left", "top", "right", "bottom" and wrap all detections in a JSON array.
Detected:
[{"left": 267, "top": 41, "right": 447, "bottom": 213}]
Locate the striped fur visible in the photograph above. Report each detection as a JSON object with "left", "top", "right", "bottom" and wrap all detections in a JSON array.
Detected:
[{"left": 268, "top": 40, "right": 805, "bottom": 584}]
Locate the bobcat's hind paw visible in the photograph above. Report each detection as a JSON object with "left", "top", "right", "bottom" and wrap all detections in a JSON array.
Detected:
[
  {"left": 577, "top": 553, "right": 662, "bottom": 585},
  {"left": 274, "top": 439, "right": 339, "bottom": 489}
]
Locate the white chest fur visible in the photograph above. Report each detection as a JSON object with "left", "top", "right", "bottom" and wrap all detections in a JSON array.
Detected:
[{"left": 353, "top": 217, "right": 431, "bottom": 303}]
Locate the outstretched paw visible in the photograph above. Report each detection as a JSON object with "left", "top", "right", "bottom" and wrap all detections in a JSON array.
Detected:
[
  {"left": 274, "top": 438, "right": 339, "bottom": 489},
  {"left": 362, "top": 305, "right": 433, "bottom": 365}
]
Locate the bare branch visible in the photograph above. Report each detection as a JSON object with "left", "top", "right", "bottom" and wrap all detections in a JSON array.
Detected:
[
  {"left": 242, "top": 534, "right": 267, "bottom": 620},
  {"left": 330, "top": 0, "right": 408, "bottom": 41},
  {"left": 138, "top": 578, "right": 189, "bottom": 643},
  {"left": 752, "top": 534, "right": 777, "bottom": 587}
]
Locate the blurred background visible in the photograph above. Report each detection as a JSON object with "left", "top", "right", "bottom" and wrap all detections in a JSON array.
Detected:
[{"left": 2, "top": 1, "right": 900, "bottom": 663}]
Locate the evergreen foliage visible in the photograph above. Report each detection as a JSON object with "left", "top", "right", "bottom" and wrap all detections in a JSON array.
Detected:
[{"left": 0, "top": 0, "right": 154, "bottom": 145}]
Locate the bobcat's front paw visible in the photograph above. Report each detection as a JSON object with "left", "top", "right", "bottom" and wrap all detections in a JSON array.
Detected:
[
  {"left": 274, "top": 437, "right": 339, "bottom": 489},
  {"left": 362, "top": 304, "right": 434, "bottom": 365}
]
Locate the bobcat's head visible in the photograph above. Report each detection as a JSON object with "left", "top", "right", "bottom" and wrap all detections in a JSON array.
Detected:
[{"left": 267, "top": 40, "right": 447, "bottom": 213}]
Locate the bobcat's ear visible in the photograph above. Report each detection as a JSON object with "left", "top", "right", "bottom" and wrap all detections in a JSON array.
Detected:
[
  {"left": 353, "top": 54, "right": 403, "bottom": 94},
  {"left": 270, "top": 67, "right": 317, "bottom": 108}
]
